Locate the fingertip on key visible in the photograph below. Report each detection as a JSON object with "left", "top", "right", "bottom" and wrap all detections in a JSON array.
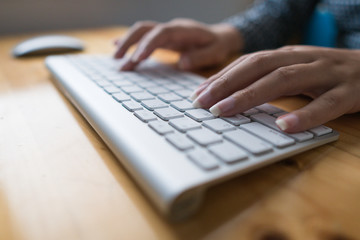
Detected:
[
  {"left": 275, "top": 113, "right": 299, "bottom": 132},
  {"left": 189, "top": 91, "right": 198, "bottom": 101},
  {"left": 209, "top": 104, "right": 221, "bottom": 117},
  {"left": 275, "top": 118, "right": 288, "bottom": 131},
  {"left": 192, "top": 99, "right": 202, "bottom": 108},
  {"left": 119, "top": 60, "right": 135, "bottom": 71}
]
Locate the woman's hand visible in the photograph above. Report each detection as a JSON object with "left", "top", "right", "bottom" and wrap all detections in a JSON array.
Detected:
[
  {"left": 114, "top": 18, "right": 243, "bottom": 71},
  {"left": 191, "top": 46, "right": 360, "bottom": 132}
]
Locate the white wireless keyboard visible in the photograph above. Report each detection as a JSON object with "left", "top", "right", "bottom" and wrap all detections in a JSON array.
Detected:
[{"left": 46, "top": 55, "right": 339, "bottom": 220}]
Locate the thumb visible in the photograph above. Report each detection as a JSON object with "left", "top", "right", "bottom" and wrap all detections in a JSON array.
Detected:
[
  {"left": 275, "top": 87, "right": 348, "bottom": 133},
  {"left": 178, "top": 45, "right": 224, "bottom": 70}
]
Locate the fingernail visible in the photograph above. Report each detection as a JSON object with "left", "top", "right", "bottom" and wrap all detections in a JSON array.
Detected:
[
  {"left": 209, "top": 96, "right": 235, "bottom": 116},
  {"left": 209, "top": 105, "right": 221, "bottom": 116},
  {"left": 192, "top": 99, "right": 202, "bottom": 108},
  {"left": 275, "top": 118, "right": 288, "bottom": 131},
  {"left": 194, "top": 88, "right": 214, "bottom": 108},
  {"left": 275, "top": 113, "right": 299, "bottom": 131},
  {"left": 189, "top": 83, "right": 208, "bottom": 101},
  {"left": 189, "top": 91, "right": 198, "bottom": 101}
]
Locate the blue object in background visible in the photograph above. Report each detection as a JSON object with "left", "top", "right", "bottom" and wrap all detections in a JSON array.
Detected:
[{"left": 303, "top": 6, "right": 338, "bottom": 47}]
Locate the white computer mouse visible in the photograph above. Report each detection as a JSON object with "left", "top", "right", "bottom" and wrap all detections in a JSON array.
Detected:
[{"left": 12, "top": 35, "right": 84, "bottom": 57}]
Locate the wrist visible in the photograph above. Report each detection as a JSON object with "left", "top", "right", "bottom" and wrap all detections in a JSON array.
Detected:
[{"left": 210, "top": 23, "right": 244, "bottom": 55}]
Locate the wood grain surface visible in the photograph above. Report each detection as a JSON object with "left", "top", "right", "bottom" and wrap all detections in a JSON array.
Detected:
[{"left": 1, "top": 27, "right": 359, "bottom": 240}]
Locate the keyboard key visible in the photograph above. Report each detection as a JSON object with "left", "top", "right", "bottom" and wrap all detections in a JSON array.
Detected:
[
  {"left": 148, "top": 121, "right": 174, "bottom": 135},
  {"left": 125, "top": 75, "right": 149, "bottom": 83},
  {"left": 122, "top": 100, "right": 143, "bottom": 112},
  {"left": 309, "top": 125, "right": 333, "bottom": 136},
  {"left": 136, "top": 81, "right": 159, "bottom": 88},
  {"left": 185, "top": 109, "right": 215, "bottom": 122},
  {"left": 154, "top": 108, "right": 184, "bottom": 120},
  {"left": 208, "top": 141, "right": 248, "bottom": 164},
  {"left": 223, "top": 129, "right": 272, "bottom": 155},
  {"left": 147, "top": 86, "right": 169, "bottom": 95},
  {"left": 170, "top": 78, "right": 190, "bottom": 86},
  {"left": 141, "top": 99, "right": 168, "bottom": 110},
  {"left": 88, "top": 75, "right": 104, "bottom": 82},
  {"left": 273, "top": 111, "right": 287, "bottom": 117},
  {"left": 175, "top": 89, "right": 193, "bottom": 98},
  {"left": 158, "top": 93, "right": 183, "bottom": 103},
  {"left": 242, "top": 108, "right": 259, "bottom": 116},
  {"left": 251, "top": 113, "right": 314, "bottom": 142},
  {"left": 106, "top": 75, "right": 128, "bottom": 82},
  {"left": 169, "top": 117, "right": 201, "bottom": 132},
  {"left": 134, "top": 110, "right": 157, "bottom": 122},
  {"left": 202, "top": 118, "right": 237, "bottom": 133},
  {"left": 187, "top": 149, "right": 219, "bottom": 170},
  {"left": 113, "top": 80, "right": 134, "bottom": 87},
  {"left": 222, "top": 114, "right": 251, "bottom": 126},
  {"left": 152, "top": 78, "right": 173, "bottom": 85},
  {"left": 121, "top": 85, "right": 144, "bottom": 94},
  {"left": 241, "top": 122, "right": 295, "bottom": 148},
  {"left": 103, "top": 86, "right": 121, "bottom": 94},
  {"left": 163, "top": 84, "right": 184, "bottom": 91},
  {"left": 130, "top": 92, "right": 155, "bottom": 101},
  {"left": 170, "top": 100, "right": 194, "bottom": 112},
  {"left": 187, "top": 128, "right": 222, "bottom": 146},
  {"left": 166, "top": 133, "right": 194, "bottom": 150},
  {"left": 185, "top": 74, "right": 205, "bottom": 84},
  {"left": 256, "top": 103, "right": 283, "bottom": 114},
  {"left": 112, "top": 92, "right": 131, "bottom": 102},
  {"left": 186, "top": 83, "right": 200, "bottom": 91},
  {"left": 95, "top": 79, "right": 113, "bottom": 87}
]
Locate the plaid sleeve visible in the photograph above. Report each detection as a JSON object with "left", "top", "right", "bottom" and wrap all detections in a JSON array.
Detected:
[{"left": 224, "top": 0, "right": 319, "bottom": 53}]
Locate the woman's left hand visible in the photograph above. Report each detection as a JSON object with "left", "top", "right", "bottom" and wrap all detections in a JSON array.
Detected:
[{"left": 191, "top": 45, "right": 360, "bottom": 132}]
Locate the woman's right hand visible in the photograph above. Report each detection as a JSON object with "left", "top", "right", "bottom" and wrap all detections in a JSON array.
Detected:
[{"left": 114, "top": 18, "right": 243, "bottom": 71}]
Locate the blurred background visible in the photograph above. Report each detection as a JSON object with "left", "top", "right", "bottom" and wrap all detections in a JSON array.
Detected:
[{"left": 0, "top": 0, "right": 254, "bottom": 35}]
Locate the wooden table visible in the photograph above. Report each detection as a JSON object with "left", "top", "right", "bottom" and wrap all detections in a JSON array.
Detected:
[{"left": 1, "top": 27, "right": 360, "bottom": 240}]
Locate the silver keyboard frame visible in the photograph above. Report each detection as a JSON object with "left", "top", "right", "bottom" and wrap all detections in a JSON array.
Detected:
[{"left": 45, "top": 55, "right": 339, "bottom": 221}]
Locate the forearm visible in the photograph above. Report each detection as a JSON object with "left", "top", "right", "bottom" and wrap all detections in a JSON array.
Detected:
[{"left": 224, "top": 0, "right": 319, "bottom": 53}]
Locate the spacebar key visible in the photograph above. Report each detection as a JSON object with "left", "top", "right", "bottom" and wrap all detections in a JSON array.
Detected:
[{"left": 241, "top": 122, "right": 295, "bottom": 148}]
